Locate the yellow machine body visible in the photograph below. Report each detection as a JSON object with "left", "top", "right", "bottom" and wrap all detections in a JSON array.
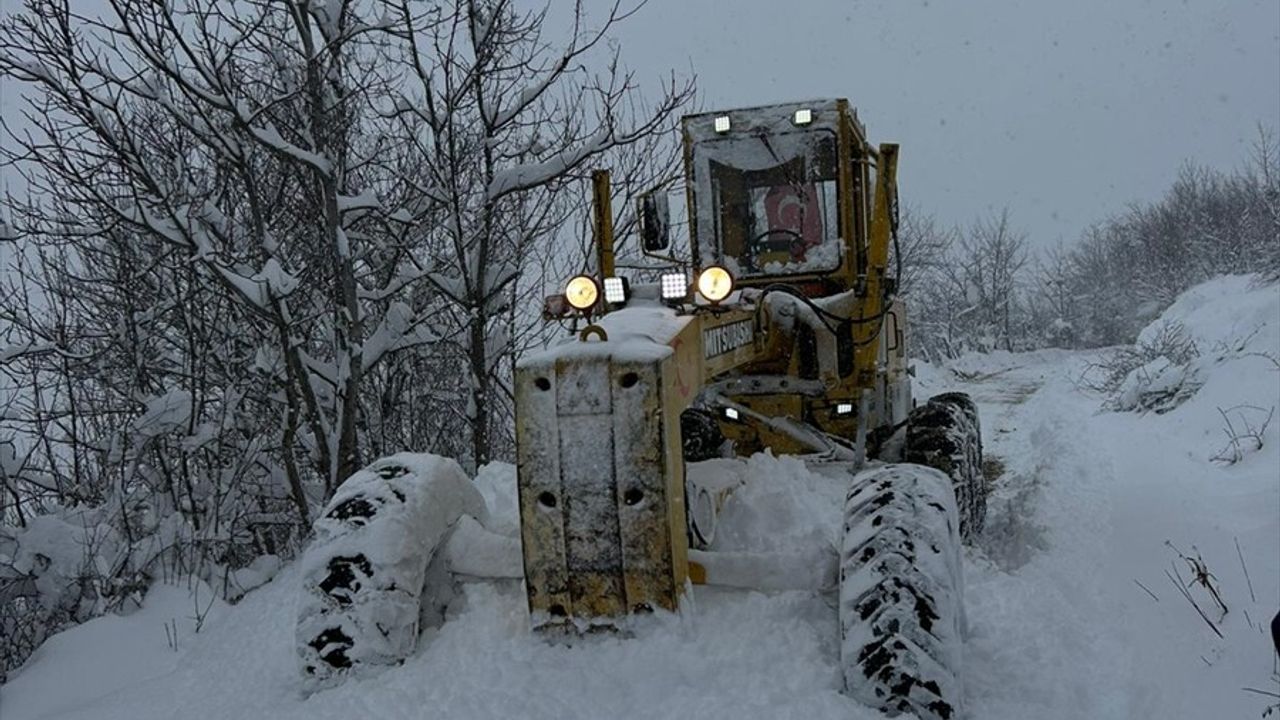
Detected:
[{"left": 515, "top": 99, "right": 911, "bottom": 627}]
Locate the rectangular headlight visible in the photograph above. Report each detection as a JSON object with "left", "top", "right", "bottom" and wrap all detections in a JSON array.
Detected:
[
  {"left": 835, "top": 402, "right": 854, "bottom": 415},
  {"left": 713, "top": 115, "right": 731, "bottom": 133},
  {"left": 724, "top": 407, "right": 740, "bottom": 421},
  {"left": 660, "top": 272, "right": 688, "bottom": 300},
  {"left": 603, "top": 276, "right": 628, "bottom": 304},
  {"left": 793, "top": 108, "right": 813, "bottom": 126}
]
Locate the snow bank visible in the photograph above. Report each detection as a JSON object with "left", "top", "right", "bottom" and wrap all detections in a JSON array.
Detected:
[
  {"left": 1111, "top": 274, "right": 1278, "bottom": 415},
  {"left": 953, "top": 277, "right": 1280, "bottom": 719},
  {"left": 472, "top": 461, "right": 520, "bottom": 537},
  {"left": 1139, "top": 274, "right": 1278, "bottom": 351},
  {"left": 2, "top": 581, "right": 226, "bottom": 720},
  {"left": 1130, "top": 274, "right": 1280, "bottom": 467}
]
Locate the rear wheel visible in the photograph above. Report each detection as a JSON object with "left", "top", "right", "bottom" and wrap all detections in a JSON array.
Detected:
[
  {"left": 840, "top": 464, "right": 965, "bottom": 720},
  {"left": 681, "top": 407, "right": 726, "bottom": 462},
  {"left": 903, "top": 392, "right": 985, "bottom": 541}
]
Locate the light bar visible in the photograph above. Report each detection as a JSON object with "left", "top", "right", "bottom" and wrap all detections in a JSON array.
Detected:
[
  {"left": 713, "top": 115, "right": 731, "bottom": 133},
  {"left": 660, "top": 272, "right": 688, "bottom": 301},
  {"left": 724, "top": 407, "right": 740, "bottom": 421},
  {"left": 793, "top": 108, "right": 813, "bottom": 126},
  {"left": 603, "top": 276, "right": 628, "bottom": 304},
  {"left": 835, "top": 402, "right": 854, "bottom": 415}
]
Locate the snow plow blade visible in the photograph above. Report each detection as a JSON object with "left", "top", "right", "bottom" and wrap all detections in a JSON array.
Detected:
[{"left": 515, "top": 349, "right": 691, "bottom": 628}]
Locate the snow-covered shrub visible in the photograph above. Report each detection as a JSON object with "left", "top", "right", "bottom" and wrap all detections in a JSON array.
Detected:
[
  {"left": 1085, "top": 320, "right": 1203, "bottom": 413},
  {"left": 0, "top": 387, "right": 311, "bottom": 677},
  {"left": 1111, "top": 356, "right": 1204, "bottom": 413},
  {"left": 1209, "top": 405, "right": 1275, "bottom": 465},
  {"left": 1087, "top": 274, "right": 1279, "bottom": 418},
  {"left": 0, "top": 508, "right": 142, "bottom": 681}
]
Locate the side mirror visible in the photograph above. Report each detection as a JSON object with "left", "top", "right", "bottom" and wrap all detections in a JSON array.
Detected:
[{"left": 638, "top": 190, "right": 670, "bottom": 253}]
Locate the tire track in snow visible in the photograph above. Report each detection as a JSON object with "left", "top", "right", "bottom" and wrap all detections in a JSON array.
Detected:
[{"left": 954, "top": 354, "right": 1142, "bottom": 719}]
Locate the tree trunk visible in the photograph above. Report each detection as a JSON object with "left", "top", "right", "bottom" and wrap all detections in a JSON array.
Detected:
[{"left": 468, "top": 310, "right": 490, "bottom": 472}]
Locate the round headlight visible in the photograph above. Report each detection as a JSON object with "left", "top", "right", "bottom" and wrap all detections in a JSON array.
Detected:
[
  {"left": 696, "top": 266, "right": 734, "bottom": 303},
  {"left": 564, "top": 275, "right": 599, "bottom": 311}
]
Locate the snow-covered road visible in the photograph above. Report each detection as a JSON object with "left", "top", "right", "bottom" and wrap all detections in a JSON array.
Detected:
[{"left": 4, "top": 310, "right": 1278, "bottom": 719}]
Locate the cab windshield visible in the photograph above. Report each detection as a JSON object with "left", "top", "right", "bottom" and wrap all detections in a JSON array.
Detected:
[{"left": 692, "top": 129, "right": 841, "bottom": 277}]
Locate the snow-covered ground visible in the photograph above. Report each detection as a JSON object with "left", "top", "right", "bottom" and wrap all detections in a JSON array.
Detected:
[{"left": 3, "top": 276, "right": 1277, "bottom": 719}]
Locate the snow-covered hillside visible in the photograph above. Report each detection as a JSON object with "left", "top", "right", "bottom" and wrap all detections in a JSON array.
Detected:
[{"left": 3, "top": 276, "right": 1277, "bottom": 720}]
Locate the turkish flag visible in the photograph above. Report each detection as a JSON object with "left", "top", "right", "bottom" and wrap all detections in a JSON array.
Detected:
[{"left": 763, "top": 184, "right": 822, "bottom": 260}]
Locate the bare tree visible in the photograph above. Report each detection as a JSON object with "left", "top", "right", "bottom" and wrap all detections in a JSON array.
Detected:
[
  {"left": 387, "top": 0, "right": 693, "bottom": 468},
  {"left": 1027, "top": 241, "right": 1079, "bottom": 348},
  {"left": 1246, "top": 124, "right": 1280, "bottom": 281},
  {"left": 906, "top": 208, "right": 1030, "bottom": 358},
  {"left": 892, "top": 203, "right": 954, "bottom": 297},
  {"left": 954, "top": 208, "right": 1030, "bottom": 351}
]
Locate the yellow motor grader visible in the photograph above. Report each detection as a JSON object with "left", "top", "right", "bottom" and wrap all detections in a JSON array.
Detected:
[
  {"left": 296, "top": 99, "right": 985, "bottom": 720},
  {"left": 514, "top": 99, "right": 985, "bottom": 718}
]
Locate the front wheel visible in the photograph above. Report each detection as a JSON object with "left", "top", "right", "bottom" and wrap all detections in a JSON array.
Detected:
[
  {"left": 840, "top": 464, "right": 965, "bottom": 720},
  {"left": 295, "top": 454, "right": 486, "bottom": 692}
]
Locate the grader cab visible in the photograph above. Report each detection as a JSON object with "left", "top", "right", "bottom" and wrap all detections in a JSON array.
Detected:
[{"left": 297, "top": 99, "right": 986, "bottom": 720}]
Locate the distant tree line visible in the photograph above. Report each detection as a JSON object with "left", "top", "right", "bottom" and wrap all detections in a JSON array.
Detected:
[{"left": 899, "top": 127, "right": 1279, "bottom": 360}]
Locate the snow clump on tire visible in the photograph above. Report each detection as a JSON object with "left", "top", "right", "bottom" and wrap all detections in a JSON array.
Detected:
[{"left": 296, "top": 453, "right": 487, "bottom": 692}]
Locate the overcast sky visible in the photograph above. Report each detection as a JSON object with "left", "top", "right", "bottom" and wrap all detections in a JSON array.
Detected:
[
  {"left": 612, "top": 0, "right": 1280, "bottom": 248},
  {"left": 2, "top": 0, "right": 1277, "bottom": 252}
]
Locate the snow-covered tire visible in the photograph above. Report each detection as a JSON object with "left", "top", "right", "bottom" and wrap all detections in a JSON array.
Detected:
[
  {"left": 903, "top": 392, "right": 985, "bottom": 541},
  {"left": 296, "top": 453, "right": 487, "bottom": 692},
  {"left": 840, "top": 464, "right": 965, "bottom": 720}
]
